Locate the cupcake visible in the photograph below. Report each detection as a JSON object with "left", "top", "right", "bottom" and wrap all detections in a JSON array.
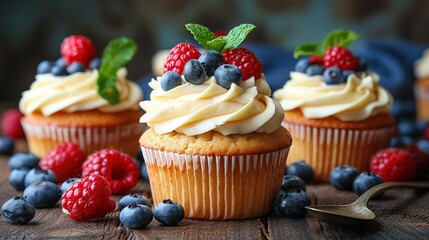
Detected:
[
  {"left": 273, "top": 30, "right": 395, "bottom": 182},
  {"left": 139, "top": 23, "right": 292, "bottom": 220},
  {"left": 19, "top": 36, "right": 143, "bottom": 157},
  {"left": 414, "top": 49, "right": 429, "bottom": 121}
]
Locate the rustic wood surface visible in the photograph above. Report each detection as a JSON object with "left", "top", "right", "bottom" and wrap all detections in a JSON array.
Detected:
[{"left": 0, "top": 104, "right": 428, "bottom": 239}]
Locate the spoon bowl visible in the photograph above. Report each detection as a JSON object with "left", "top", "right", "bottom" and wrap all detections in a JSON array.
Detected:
[{"left": 306, "top": 181, "right": 429, "bottom": 226}]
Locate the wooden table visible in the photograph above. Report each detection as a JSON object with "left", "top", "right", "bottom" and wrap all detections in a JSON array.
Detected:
[{"left": 0, "top": 140, "right": 428, "bottom": 239}]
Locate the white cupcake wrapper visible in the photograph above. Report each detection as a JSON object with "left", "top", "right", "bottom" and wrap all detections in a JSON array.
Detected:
[
  {"left": 141, "top": 146, "right": 290, "bottom": 220},
  {"left": 283, "top": 122, "right": 395, "bottom": 181}
]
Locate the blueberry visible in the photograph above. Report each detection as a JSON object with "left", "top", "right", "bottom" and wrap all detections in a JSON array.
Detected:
[
  {"left": 140, "top": 162, "right": 149, "bottom": 182},
  {"left": 397, "top": 119, "right": 418, "bottom": 138},
  {"left": 198, "top": 50, "right": 225, "bottom": 77},
  {"left": 66, "top": 62, "right": 85, "bottom": 74},
  {"left": 295, "top": 58, "right": 311, "bottom": 73},
  {"left": 329, "top": 165, "right": 359, "bottom": 191},
  {"left": 390, "top": 137, "right": 405, "bottom": 148},
  {"left": 0, "top": 137, "right": 14, "bottom": 155},
  {"left": 23, "top": 181, "right": 61, "bottom": 208},
  {"left": 119, "top": 203, "right": 153, "bottom": 229},
  {"left": 59, "top": 177, "right": 81, "bottom": 194},
  {"left": 153, "top": 199, "right": 185, "bottom": 226},
  {"left": 160, "top": 71, "right": 182, "bottom": 91},
  {"left": 24, "top": 168, "right": 58, "bottom": 187},
  {"left": 118, "top": 193, "right": 152, "bottom": 211},
  {"left": 356, "top": 57, "right": 368, "bottom": 71},
  {"left": 286, "top": 160, "right": 314, "bottom": 183},
  {"left": 51, "top": 65, "right": 68, "bottom": 76},
  {"left": 36, "top": 60, "right": 53, "bottom": 74},
  {"left": 305, "top": 65, "right": 324, "bottom": 76},
  {"left": 352, "top": 172, "right": 383, "bottom": 196},
  {"left": 323, "top": 67, "right": 344, "bottom": 85},
  {"left": 391, "top": 100, "right": 416, "bottom": 119},
  {"left": 342, "top": 70, "right": 355, "bottom": 81},
  {"left": 9, "top": 168, "right": 30, "bottom": 191},
  {"left": 89, "top": 57, "right": 102, "bottom": 70},
  {"left": 183, "top": 59, "right": 207, "bottom": 84},
  {"left": 214, "top": 64, "right": 242, "bottom": 89},
  {"left": 9, "top": 153, "right": 39, "bottom": 171},
  {"left": 55, "top": 58, "right": 67, "bottom": 68},
  {"left": 1, "top": 196, "right": 35, "bottom": 224},
  {"left": 281, "top": 175, "right": 306, "bottom": 191},
  {"left": 417, "top": 139, "right": 429, "bottom": 155},
  {"left": 273, "top": 188, "right": 310, "bottom": 218}
]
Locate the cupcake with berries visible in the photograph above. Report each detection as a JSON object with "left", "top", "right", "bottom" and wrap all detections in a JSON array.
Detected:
[
  {"left": 139, "top": 23, "right": 292, "bottom": 220},
  {"left": 414, "top": 49, "right": 429, "bottom": 121},
  {"left": 273, "top": 30, "right": 395, "bottom": 182},
  {"left": 19, "top": 36, "right": 143, "bottom": 157}
]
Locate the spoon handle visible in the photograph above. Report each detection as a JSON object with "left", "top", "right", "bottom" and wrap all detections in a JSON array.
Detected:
[{"left": 355, "top": 181, "right": 429, "bottom": 206}]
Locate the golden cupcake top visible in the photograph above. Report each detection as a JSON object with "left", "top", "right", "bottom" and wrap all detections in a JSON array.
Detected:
[
  {"left": 140, "top": 23, "right": 284, "bottom": 136},
  {"left": 19, "top": 36, "right": 142, "bottom": 116},
  {"left": 273, "top": 30, "right": 393, "bottom": 121}
]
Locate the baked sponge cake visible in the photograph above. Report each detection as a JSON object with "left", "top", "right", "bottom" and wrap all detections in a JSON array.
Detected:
[
  {"left": 19, "top": 36, "right": 143, "bottom": 157},
  {"left": 139, "top": 23, "right": 292, "bottom": 220},
  {"left": 273, "top": 30, "right": 395, "bottom": 181}
]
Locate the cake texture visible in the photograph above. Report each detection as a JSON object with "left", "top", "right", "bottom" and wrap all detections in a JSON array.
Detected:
[
  {"left": 19, "top": 36, "right": 143, "bottom": 157},
  {"left": 414, "top": 49, "right": 429, "bottom": 121},
  {"left": 139, "top": 23, "right": 291, "bottom": 220},
  {"left": 273, "top": 30, "right": 396, "bottom": 181}
]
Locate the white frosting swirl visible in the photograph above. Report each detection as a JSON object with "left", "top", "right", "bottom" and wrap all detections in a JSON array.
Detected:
[
  {"left": 415, "top": 49, "right": 429, "bottom": 79},
  {"left": 19, "top": 68, "right": 143, "bottom": 116},
  {"left": 139, "top": 75, "right": 284, "bottom": 136},
  {"left": 273, "top": 71, "right": 393, "bottom": 121}
]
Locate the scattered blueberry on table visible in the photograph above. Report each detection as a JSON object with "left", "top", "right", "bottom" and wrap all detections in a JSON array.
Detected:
[
  {"left": 120, "top": 203, "right": 153, "bottom": 229},
  {"left": 286, "top": 160, "right": 314, "bottom": 184},
  {"left": 23, "top": 181, "right": 61, "bottom": 208},
  {"left": 118, "top": 193, "right": 152, "bottom": 211},
  {"left": 1, "top": 195, "right": 35, "bottom": 224},
  {"left": 153, "top": 199, "right": 185, "bottom": 226},
  {"left": 0, "top": 137, "right": 14, "bottom": 155},
  {"left": 329, "top": 165, "right": 360, "bottom": 191},
  {"left": 352, "top": 172, "right": 384, "bottom": 196}
]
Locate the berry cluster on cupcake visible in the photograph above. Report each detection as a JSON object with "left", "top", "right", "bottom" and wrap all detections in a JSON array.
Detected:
[
  {"left": 274, "top": 30, "right": 396, "bottom": 182},
  {"left": 139, "top": 23, "right": 292, "bottom": 220},
  {"left": 19, "top": 36, "right": 143, "bottom": 157}
]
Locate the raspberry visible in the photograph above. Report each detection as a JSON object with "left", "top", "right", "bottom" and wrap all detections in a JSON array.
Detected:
[
  {"left": 405, "top": 144, "right": 429, "bottom": 179},
  {"left": 308, "top": 55, "right": 324, "bottom": 65},
  {"left": 163, "top": 43, "right": 201, "bottom": 75},
  {"left": 222, "top": 48, "right": 262, "bottom": 80},
  {"left": 1, "top": 108, "right": 25, "bottom": 139},
  {"left": 82, "top": 149, "right": 139, "bottom": 195},
  {"left": 323, "top": 46, "right": 359, "bottom": 71},
  {"left": 61, "top": 175, "right": 116, "bottom": 221},
  {"left": 39, "top": 143, "right": 85, "bottom": 182},
  {"left": 370, "top": 148, "right": 417, "bottom": 182},
  {"left": 60, "top": 35, "right": 96, "bottom": 68}
]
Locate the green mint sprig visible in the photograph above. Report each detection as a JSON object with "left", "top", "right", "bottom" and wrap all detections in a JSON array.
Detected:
[
  {"left": 293, "top": 30, "right": 359, "bottom": 58},
  {"left": 97, "top": 37, "right": 137, "bottom": 105},
  {"left": 185, "top": 23, "right": 256, "bottom": 52}
]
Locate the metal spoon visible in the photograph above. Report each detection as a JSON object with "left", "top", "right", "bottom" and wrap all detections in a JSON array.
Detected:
[{"left": 305, "top": 181, "right": 429, "bottom": 226}]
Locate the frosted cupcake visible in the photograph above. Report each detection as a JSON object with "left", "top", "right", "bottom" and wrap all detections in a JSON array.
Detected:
[
  {"left": 19, "top": 36, "right": 143, "bottom": 157},
  {"left": 273, "top": 30, "right": 395, "bottom": 181},
  {"left": 139, "top": 23, "right": 292, "bottom": 220},
  {"left": 414, "top": 49, "right": 429, "bottom": 121}
]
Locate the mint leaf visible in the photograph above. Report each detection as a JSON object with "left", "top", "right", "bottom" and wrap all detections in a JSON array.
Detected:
[
  {"left": 223, "top": 23, "right": 256, "bottom": 51},
  {"left": 206, "top": 37, "right": 227, "bottom": 52},
  {"left": 185, "top": 23, "right": 215, "bottom": 49},
  {"left": 97, "top": 37, "right": 137, "bottom": 105},
  {"left": 322, "top": 30, "right": 359, "bottom": 50},
  {"left": 293, "top": 43, "right": 322, "bottom": 58}
]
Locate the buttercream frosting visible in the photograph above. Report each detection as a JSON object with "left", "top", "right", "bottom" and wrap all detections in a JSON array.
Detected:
[
  {"left": 415, "top": 49, "right": 429, "bottom": 79},
  {"left": 139, "top": 75, "right": 284, "bottom": 136},
  {"left": 273, "top": 71, "right": 393, "bottom": 121},
  {"left": 19, "top": 68, "right": 142, "bottom": 116}
]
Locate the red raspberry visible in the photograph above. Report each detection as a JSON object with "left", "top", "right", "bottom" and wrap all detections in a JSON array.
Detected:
[
  {"left": 1, "top": 108, "right": 25, "bottom": 139},
  {"left": 39, "top": 143, "right": 86, "bottom": 182},
  {"left": 370, "top": 148, "right": 417, "bottom": 182},
  {"left": 82, "top": 149, "right": 139, "bottom": 195},
  {"left": 324, "top": 46, "right": 359, "bottom": 71},
  {"left": 222, "top": 48, "right": 262, "bottom": 80},
  {"left": 404, "top": 144, "right": 429, "bottom": 179},
  {"left": 308, "top": 55, "right": 324, "bottom": 65},
  {"left": 60, "top": 35, "right": 96, "bottom": 68},
  {"left": 62, "top": 175, "right": 116, "bottom": 221},
  {"left": 163, "top": 43, "right": 201, "bottom": 75}
]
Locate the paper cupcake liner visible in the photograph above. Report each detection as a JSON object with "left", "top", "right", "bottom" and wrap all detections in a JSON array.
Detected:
[
  {"left": 22, "top": 120, "right": 144, "bottom": 157},
  {"left": 140, "top": 146, "right": 290, "bottom": 220},
  {"left": 414, "top": 85, "right": 429, "bottom": 120},
  {"left": 282, "top": 121, "right": 395, "bottom": 181}
]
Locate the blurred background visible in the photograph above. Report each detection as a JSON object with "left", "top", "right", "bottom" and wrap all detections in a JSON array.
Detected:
[{"left": 1, "top": 0, "right": 429, "bottom": 105}]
